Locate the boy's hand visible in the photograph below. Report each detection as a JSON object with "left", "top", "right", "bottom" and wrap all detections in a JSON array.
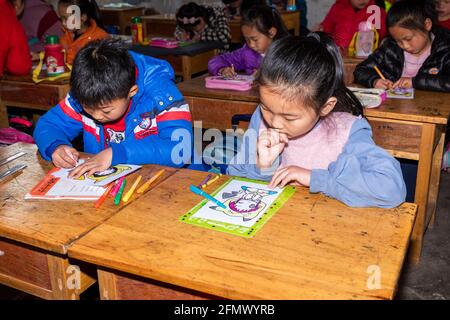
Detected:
[
  {"left": 68, "top": 148, "right": 113, "bottom": 179},
  {"left": 393, "top": 77, "right": 412, "bottom": 89},
  {"left": 269, "top": 166, "right": 311, "bottom": 188},
  {"left": 257, "top": 129, "right": 288, "bottom": 169},
  {"left": 374, "top": 78, "right": 394, "bottom": 90},
  {"left": 52, "top": 145, "right": 79, "bottom": 168},
  {"left": 219, "top": 67, "right": 236, "bottom": 79}
]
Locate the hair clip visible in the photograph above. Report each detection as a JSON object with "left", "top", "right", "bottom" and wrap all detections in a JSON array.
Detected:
[{"left": 178, "top": 17, "right": 199, "bottom": 25}]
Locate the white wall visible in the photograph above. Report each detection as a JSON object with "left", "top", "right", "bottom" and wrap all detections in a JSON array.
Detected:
[{"left": 307, "top": 0, "right": 334, "bottom": 29}]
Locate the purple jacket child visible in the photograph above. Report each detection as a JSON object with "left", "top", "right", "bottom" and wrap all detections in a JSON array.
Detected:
[{"left": 208, "top": 44, "right": 263, "bottom": 75}]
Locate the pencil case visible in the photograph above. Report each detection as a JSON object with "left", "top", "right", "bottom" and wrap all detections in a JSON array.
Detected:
[
  {"left": 205, "top": 76, "right": 254, "bottom": 91},
  {"left": 347, "top": 87, "right": 386, "bottom": 108},
  {"left": 150, "top": 37, "right": 179, "bottom": 48}
]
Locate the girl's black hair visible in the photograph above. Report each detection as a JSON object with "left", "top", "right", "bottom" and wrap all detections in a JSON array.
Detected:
[
  {"left": 176, "top": 2, "right": 210, "bottom": 37},
  {"left": 257, "top": 32, "right": 364, "bottom": 117},
  {"left": 241, "top": 5, "right": 289, "bottom": 40},
  {"left": 58, "top": 0, "right": 104, "bottom": 30},
  {"left": 387, "top": 0, "right": 437, "bottom": 32}
]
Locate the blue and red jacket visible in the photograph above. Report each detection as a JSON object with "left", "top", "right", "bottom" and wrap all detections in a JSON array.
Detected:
[{"left": 34, "top": 51, "right": 193, "bottom": 167}]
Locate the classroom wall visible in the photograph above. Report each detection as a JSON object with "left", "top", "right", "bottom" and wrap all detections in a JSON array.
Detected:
[{"left": 307, "top": 0, "right": 334, "bottom": 29}]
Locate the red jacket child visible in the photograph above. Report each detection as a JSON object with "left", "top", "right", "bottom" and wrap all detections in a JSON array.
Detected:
[
  {"left": 0, "top": 0, "right": 31, "bottom": 76},
  {"left": 320, "top": 0, "right": 387, "bottom": 49}
]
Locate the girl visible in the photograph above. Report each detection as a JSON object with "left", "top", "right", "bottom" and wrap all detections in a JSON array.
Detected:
[
  {"left": 434, "top": 0, "right": 450, "bottom": 29},
  {"left": 354, "top": 0, "right": 450, "bottom": 92},
  {"left": 318, "top": 0, "right": 387, "bottom": 50},
  {"left": 175, "top": 2, "right": 231, "bottom": 51},
  {"left": 228, "top": 33, "right": 406, "bottom": 208},
  {"left": 58, "top": 0, "right": 109, "bottom": 64},
  {"left": 0, "top": 0, "right": 31, "bottom": 76},
  {"left": 208, "top": 5, "right": 288, "bottom": 77}
]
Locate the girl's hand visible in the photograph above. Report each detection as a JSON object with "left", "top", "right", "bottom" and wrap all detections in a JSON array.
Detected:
[
  {"left": 393, "top": 77, "right": 412, "bottom": 89},
  {"left": 257, "top": 129, "right": 288, "bottom": 168},
  {"left": 68, "top": 148, "right": 113, "bottom": 179},
  {"left": 374, "top": 78, "right": 394, "bottom": 90},
  {"left": 269, "top": 166, "right": 311, "bottom": 188},
  {"left": 219, "top": 67, "right": 236, "bottom": 79},
  {"left": 178, "top": 30, "right": 191, "bottom": 41},
  {"left": 52, "top": 145, "right": 79, "bottom": 168}
]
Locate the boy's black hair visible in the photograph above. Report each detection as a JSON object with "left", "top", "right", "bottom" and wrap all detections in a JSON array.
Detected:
[
  {"left": 70, "top": 39, "right": 136, "bottom": 109},
  {"left": 58, "top": 0, "right": 105, "bottom": 29},
  {"left": 241, "top": 5, "right": 289, "bottom": 40},
  {"left": 176, "top": 2, "right": 210, "bottom": 37},
  {"left": 257, "top": 33, "right": 363, "bottom": 117},
  {"left": 387, "top": 0, "right": 437, "bottom": 32},
  {"left": 240, "top": 0, "right": 267, "bottom": 15}
]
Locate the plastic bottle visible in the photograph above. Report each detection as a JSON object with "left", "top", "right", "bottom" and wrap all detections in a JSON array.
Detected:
[
  {"left": 286, "top": 0, "right": 297, "bottom": 11},
  {"left": 131, "top": 16, "right": 143, "bottom": 44},
  {"left": 355, "top": 21, "right": 375, "bottom": 58},
  {"left": 44, "top": 35, "right": 65, "bottom": 76}
]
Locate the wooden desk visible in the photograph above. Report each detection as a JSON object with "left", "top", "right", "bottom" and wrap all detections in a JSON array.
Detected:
[
  {"left": 0, "top": 74, "right": 70, "bottom": 128},
  {"left": 343, "top": 56, "right": 364, "bottom": 85},
  {"left": 131, "top": 42, "right": 222, "bottom": 81},
  {"left": 0, "top": 143, "right": 176, "bottom": 299},
  {"left": 100, "top": 6, "right": 144, "bottom": 35},
  {"left": 142, "top": 11, "right": 301, "bottom": 44},
  {"left": 68, "top": 169, "right": 417, "bottom": 299},
  {"left": 178, "top": 76, "right": 450, "bottom": 263}
]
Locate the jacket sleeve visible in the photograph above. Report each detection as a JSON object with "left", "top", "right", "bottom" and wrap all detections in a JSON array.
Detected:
[
  {"left": 353, "top": 41, "right": 393, "bottom": 88},
  {"left": 6, "top": 19, "right": 31, "bottom": 75},
  {"left": 309, "top": 118, "right": 406, "bottom": 208},
  {"left": 208, "top": 46, "right": 247, "bottom": 75},
  {"left": 320, "top": 4, "right": 337, "bottom": 34},
  {"left": 33, "top": 97, "right": 83, "bottom": 161},
  {"left": 227, "top": 107, "right": 278, "bottom": 180},
  {"left": 412, "top": 61, "right": 450, "bottom": 92}
]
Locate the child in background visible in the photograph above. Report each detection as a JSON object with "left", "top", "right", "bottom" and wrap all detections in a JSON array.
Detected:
[
  {"left": 34, "top": 39, "right": 193, "bottom": 177},
  {"left": 0, "top": 0, "right": 31, "bottom": 76},
  {"left": 354, "top": 0, "right": 450, "bottom": 92},
  {"left": 228, "top": 33, "right": 406, "bottom": 208},
  {"left": 175, "top": 2, "right": 231, "bottom": 51},
  {"left": 222, "top": 0, "right": 242, "bottom": 19},
  {"left": 319, "top": 0, "right": 387, "bottom": 51},
  {"left": 58, "top": 0, "right": 109, "bottom": 64},
  {"left": 434, "top": 0, "right": 450, "bottom": 29},
  {"left": 11, "top": 0, "right": 63, "bottom": 55},
  {"left": 208, "top": 5, "right": 288, "bottom": 77}
]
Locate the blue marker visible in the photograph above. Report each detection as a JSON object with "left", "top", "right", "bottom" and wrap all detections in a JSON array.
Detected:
[{"left": 189, "top": 185, "right": 227, "bottom": 209}]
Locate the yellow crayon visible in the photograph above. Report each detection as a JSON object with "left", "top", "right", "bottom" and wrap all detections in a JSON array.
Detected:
[
  {"left": 122, "top": 175, "right": 142, "bottom": 203},
  {"left": 137, "top": 169, "right": 165, "bottom": 194},
  {"left": 202, "top": 174, "right": 219, "bottom": 188}
]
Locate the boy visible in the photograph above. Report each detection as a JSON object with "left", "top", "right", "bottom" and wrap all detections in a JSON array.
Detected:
[{"left": 34, "top": 39, "right": 193, "bottom": 178}]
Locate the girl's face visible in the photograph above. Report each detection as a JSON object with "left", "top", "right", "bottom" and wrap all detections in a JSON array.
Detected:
[
  {"left": 242, "top": 25, "right": 276, "bottom": 54},
  {"left": 389, "top": 20, "right": 432, "bottom": 56},
  {"left": 12, "top": 0, "right": 25, "bottom": 17},
  {"left": 349, "top": 0, "right": 370, "bottom": 10},
  {"left": 435, "top": 0, "right": 450, "bottom": 19},
  {"left": 259, "top": 86, "right": 324, "bottom": 139}
]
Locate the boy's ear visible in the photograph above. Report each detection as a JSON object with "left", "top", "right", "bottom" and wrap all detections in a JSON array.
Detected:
[
  {"left": 128, "top": 85, "right": 138, "bottom": 98},
  {"left": 268, "top": 27, "right": 277, "bottom": 38},
  {"left": 320, "top": 97, "right": 337, "bottom": 117},
  {"left": 424, "top": 18, "right": 432, "bottom": 32}
]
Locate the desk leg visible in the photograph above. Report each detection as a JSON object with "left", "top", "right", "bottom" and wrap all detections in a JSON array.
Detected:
[
  {"left": 0, "top": 98, "right": 9, "bottom": 128},
  {"left": 181, "top": 56, "right": 192, "bottom": 81},
  {"left": 409, "top": 123, "right": 435, "bottom": 264}
]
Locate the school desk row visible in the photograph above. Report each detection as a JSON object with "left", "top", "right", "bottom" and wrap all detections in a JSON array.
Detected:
[{"left": 0, "top": 143, "right": 416, "bottom": 299}]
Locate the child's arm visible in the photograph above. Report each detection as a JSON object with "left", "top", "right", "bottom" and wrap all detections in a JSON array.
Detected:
[
  {"left": 319, "top": 3, "right": 338, "bottom": 35},
  {"left": 309, "top": 118, "right": 406, "bottom": 208},
  {"left": 33, "top": 96, "right": 84, "bottom": 161},
  {"left": 6, "top": 20, "right": 32, "bottom": 75},
  {"left": 208, "top": 46, "right": 248, "bottom": 75},
  {"left": 412, "top": 63, "right": 450, "bottom": 92}
]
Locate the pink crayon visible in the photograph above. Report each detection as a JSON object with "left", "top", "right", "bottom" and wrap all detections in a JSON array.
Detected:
[{"left": 110, "top": 177, "right": 125, "bottom": 197}]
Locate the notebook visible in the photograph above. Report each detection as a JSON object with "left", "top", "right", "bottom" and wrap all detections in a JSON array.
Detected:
[{"left": 347, "top": 87, "right": 387, "bottom": 108}]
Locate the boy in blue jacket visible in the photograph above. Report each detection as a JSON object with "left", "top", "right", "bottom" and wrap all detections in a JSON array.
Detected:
[{"left": 34, "top": 39, "right": 193, "bottom": 178}]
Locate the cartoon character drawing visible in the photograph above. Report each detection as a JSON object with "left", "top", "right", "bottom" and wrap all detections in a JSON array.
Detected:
[
  {"left": 106, "top": 128, "right": 125, "bottom": 144},
  {"left": 210, "top": 186, "right": 277, "bottom": 221},
  {"left": 66, "top": 165, "right": 132, "bottom": 183}
]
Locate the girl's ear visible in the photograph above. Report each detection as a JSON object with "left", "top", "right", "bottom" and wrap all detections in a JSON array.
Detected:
[
  {"left": 320, "top": 97, "right": 337, "bottom": 117},
  {"left": 128, "top": 85, "right": 139, "bottom": 98},
  {"left": 424, "top": 18, "right": 432, "bottom": 32},
  {"left": 268, "top": 27, "right": 277, "bottom": 38}
]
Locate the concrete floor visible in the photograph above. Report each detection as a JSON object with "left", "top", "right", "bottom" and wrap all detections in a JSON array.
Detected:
[{"left": 1, "top": 172, "right": 449, "bottom": 300}]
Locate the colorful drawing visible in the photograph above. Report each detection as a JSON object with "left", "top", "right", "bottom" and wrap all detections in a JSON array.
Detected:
[{"left": 387, "top": 87, "right": 414, "bottom": 99}]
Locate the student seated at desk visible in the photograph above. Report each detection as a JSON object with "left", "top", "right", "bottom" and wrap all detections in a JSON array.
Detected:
[
  {"left": 354, "top": 0, "right": 450, "bottom": 92},
  {"left": 228, "top": 34, "right": 406, "bottom": 208},
  {"left": 34, "top": 39, "right": 193, "bottom": 177},
  {"left": 57, "top": 0, "right": 109, "bottom": 64},
  {"left": 175, "top": 2, "right": 231, "bottom": 51},
  {"left": 208, "top": 5, "right": 288, "bottom": 77},
  {"left": 0, "top": 0, "right": 31, "bottom": 76}
]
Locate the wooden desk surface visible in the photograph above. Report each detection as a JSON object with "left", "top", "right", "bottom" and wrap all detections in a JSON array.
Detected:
[
  {"left": 69, "top": 169, "right": 417, "bottom": 299},
  {"left": 0, "top": 143, "right": 176, "bottom": 255},
  {"left": 1, "top": 72, "right": 70, "bottom": 85},
  {"left": 178, "top": 76, "right": 450, "bottom": 125}
]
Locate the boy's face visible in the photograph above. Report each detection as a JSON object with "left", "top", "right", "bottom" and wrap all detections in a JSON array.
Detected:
[
  {"left": 435, "top": 0, "right": 450, "bottom": 18},
  {"left": 349, "top": 0, "right": 370, "bottom": 10},
  {"left": 83, "top": 86, "right": 138, "bottom": 124}
]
